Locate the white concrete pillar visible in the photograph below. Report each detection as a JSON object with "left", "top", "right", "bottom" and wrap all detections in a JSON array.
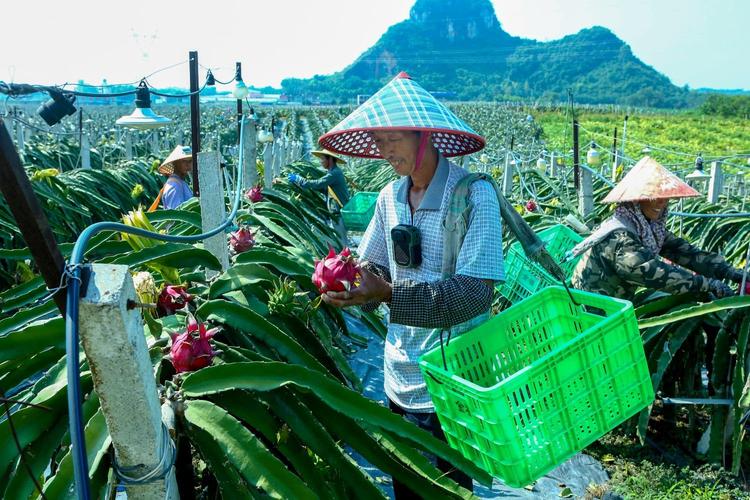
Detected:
[
  {"left": 80, "top": 134, "right": 92, "bottom": 169},
  {"left": 708, "top": 161, "right": 723, "bottom": 204},
  {"left": 241, "top": 118, "right": 258, "bottom": 190},
  {"left": 502, "top": 152, "right": 513, "bottom": 196},
  {"left": 263, "top": 143, "right": 273, "bottom": 187},
  {"left": 198, "top": 151, "right": 230, "bottom": 276},
  {"left": 579, "top": 167, "right": 594, "bottom": 218},
  {"left": 272, "top": 139, "right": 283, "bottom": 177},
  {"left": 125, "top": 131, "right": 133, "bottom": 161},
  {"left": 150, "top": 131, "right": 160, "bottom": 155},
  {"left": 16, "top": 123, "right": 25, "bottom": 154},
  {"left": 79, "top": 264, "right": 178, "bottom": 499}
]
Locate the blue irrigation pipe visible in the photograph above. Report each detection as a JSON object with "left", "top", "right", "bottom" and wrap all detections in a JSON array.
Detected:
[{"left": 65, "top": 118, "right": 248, "bottom": 499}]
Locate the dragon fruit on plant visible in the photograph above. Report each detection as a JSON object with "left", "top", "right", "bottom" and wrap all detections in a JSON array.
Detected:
[
  {"left": 245, "top": 186, "right": 263, "bottom": 203},
  {"left": 525, "top": 200, "right": 537, "bottom": 212},
  {"left": 229, "top": 227, "right": 255, "bottom": 253},
  {"left": 312, "top": 247, "right": 359, "bottom": 293},
  {"left": 169, "top": 315, "right": 218, "bottom": 373},
  {"left": 157, "top": 285, "right": 193, "bottom": 316}
]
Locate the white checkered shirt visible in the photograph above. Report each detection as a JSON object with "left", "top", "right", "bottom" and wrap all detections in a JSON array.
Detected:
[{"left": 359, "top": 155, "right": 504, "bottom": 411}]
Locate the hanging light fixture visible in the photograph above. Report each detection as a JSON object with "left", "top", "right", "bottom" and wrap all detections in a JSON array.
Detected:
[
  {"left": 686, "top": 153, "right": 710, "bottom": 181},
  {"left": 206, "top": 69, "right": 216, "bottom": 86},
  {"left": 37, "top": 89, "right": 77, "bottom": 126},
  {"left": 232, "top": 62, "right": 249, "bottom": 99},
  {"left": 586, "top": 142, "right": 601, "bottom": 167},
  {"left": 115, "top": 80, "right": 171, "bottom": 130}
]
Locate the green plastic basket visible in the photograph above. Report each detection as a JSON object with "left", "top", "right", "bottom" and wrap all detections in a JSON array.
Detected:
[
  {"left": 419, "top": 287, "right": 653, "bottom": 487},
  {"left": 341, "top": 192, "right": 378, "bottom": 232},
  {"left": 498, "top": 224, "right": 584, "bottom": 304}
]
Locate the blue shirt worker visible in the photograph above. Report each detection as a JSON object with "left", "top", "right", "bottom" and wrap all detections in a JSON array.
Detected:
[
  {"left": 319, "top": 72, "right": 504, "bottom": 498},
  {"left": 289, "top": 149, "right": 351, "bottom": 241},
  {"left": 158, "top": 145, "right": 194, "bottom": 210}
]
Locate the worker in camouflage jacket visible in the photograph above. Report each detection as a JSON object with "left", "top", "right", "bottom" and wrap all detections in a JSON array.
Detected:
[{"left": 571, "top": 156, "right": 744, "bottom": 301}]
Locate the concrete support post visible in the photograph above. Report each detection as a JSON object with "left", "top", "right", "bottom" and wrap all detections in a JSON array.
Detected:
[
  {"left": 150, "top": 131, "right": 160, "bottom": 155},
  {"left": 81, "top": 134, "right": 92, "bottom": 169},
  {"left": 125, "top": 132, "right": 133, "bottom": 161},
  {"left": 241, "top": 118, "right": 258, "bottom": 189},
  {"left": 16, "top": 123, "right": 25, "bottom": 154},
  {"left": 502, "top": 152, "right": 513, "bottom": 196},
  {"left": 272, "top": 139, "right": 283, "bottom": 177},
  {"left": 579, "top": 166, "right": 594, "bottom": 218},
  {"left": 198, "top": 151, "right": 229, "bottom": 276},
  {"left": 550, "top": 152, "right": 561, "bottom": 178},
  {"left": 79, "top": 264, "right": 178, "bottom": 499},
  {"left": 708, "top": 161, "right": 723, "bottom": 204},
  {"left": 263, "top": 143, "right": 273, "bottom": 187}
]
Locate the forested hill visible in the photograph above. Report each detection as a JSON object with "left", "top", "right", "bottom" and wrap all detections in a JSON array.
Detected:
[{"left": 281, "top": 0, "right": 694, "bottom": 108}]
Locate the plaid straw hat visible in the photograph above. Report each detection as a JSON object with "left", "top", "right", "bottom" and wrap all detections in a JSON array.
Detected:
[
  {"left": 602, "top": 156, "right": 700, "bottom": 203},
  {"left": 311, "top": 149, "right": 347, "bottom": 164},
  {"left": 158, "top": 145, "right": 192, "bottom": 175},
  {"left": 318, "top": 72, "right": 485, "bottom": 158}
]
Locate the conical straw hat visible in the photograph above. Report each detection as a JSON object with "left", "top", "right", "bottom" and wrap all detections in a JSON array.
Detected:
[
  {"left": 311, "top": 149, "right": 347, "bottom": 164},
  {"left": 602, "top": 156, "right": 700, "bottom": 203},
  {"left": 318, "top": 72, "right": 485, "bottom": 158},
  {"left": 158, "top": 145, "right": 192, "bottom": 175}
]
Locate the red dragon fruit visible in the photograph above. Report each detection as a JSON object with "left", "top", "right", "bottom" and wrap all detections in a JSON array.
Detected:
[
  {"left": 230, "top": 227, "right": 255, "bottom": 253},
  {"left": 245, "top": 186, "right": 264, "bottom": 203},
  {"left": 169, "top": 315, "right": 218, "bottom": 373},
  {"left": 525, "top": 200, "right": 537, "bottom": 212},
  {"left": 312, "top": 247, "right": 359, "bottom": 293},
  {"left": 157, "top": 285, "right": 193, "bottom": 316}
]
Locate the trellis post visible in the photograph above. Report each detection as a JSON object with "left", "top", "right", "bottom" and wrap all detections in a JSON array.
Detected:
[
  {"left": 263, "top": 142, "right": 273, "bottom": 187},
  {"left": 78, "top": 264, "right": 179, "bottom": 499},
  {"left": 707, "top": 161, "right": 723, "bottom": 204},
  {"left": 502, "top": 151, "right": 513, "bottom": 196},
  {"left": 241, "top": 118, "right": 258, "bottom": 189},
  {"left": 197, "top": 151, "right": 229, "bottom": 276}
]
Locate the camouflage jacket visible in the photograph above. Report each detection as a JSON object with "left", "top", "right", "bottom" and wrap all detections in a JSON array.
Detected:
[{"left": 571, "top": 228, "right": 741, "bottom": 301}]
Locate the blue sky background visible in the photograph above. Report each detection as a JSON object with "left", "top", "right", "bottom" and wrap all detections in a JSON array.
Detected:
[{"left": 1, "top": 0, "right": 747, "bottom": 90}]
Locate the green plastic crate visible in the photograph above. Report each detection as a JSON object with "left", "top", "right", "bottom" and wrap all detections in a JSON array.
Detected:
[
  {"left": 498, "top": 224, "right": 584, "bottom": 304},
  {"left": 341, "top": 192, "right": 378, "bottom": 232},
  {"left": 419, "top": 287, "right": 653, "bottom": 487}
]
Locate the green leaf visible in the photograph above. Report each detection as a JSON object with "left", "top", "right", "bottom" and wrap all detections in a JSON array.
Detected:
[
  {"left": 208, "top": 263, "right": 277, "bottom": 299},
  {"left": 196, "top": 300, "right": 329, "bottom": 374},
  {"left": 105, "top": 242, "right": 221, "bottom": 271},
  {"left": 42, "top": 408, "right": 111, "bottom": 498},
  {"left": 0, "top": 317, "right": 64, "bottom": 363},
  {"left": 0, "top": 300, "right": 59, "bottom": 336},
  {"left": 187, "top": 426, "right": 256, "bottom": 499},
  {"left": 181, "top": 361, "right": 492, "bottom": 485},
  {"left": 638, "top": 296, "right": 750, "bottom": 329},
  {"left": 184, "top": 399, "right": 317, "bottom": 499}
]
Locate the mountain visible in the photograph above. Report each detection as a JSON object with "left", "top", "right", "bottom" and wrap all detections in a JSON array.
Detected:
[{"left": 281, "top": 0, "right": 694, "bottom": 108}]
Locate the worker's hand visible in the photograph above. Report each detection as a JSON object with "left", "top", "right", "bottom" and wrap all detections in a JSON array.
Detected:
[
  {"left": 287, "top": 173, "right": 302, "bottom": 185},
  {"left": 708, "top": 278, "right": 735, "bottom": 298},
  {"left": 321, "top": 267, "right": 391, "bottom": 308}
]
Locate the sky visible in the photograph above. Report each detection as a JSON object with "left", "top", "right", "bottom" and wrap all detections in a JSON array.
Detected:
[{"left": 1, "top": 0, "right": 747, "bottom": 91}]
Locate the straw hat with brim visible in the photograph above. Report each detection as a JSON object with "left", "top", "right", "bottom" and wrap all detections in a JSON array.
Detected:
[
  {"left": 602, "top": 156, "right": 700, "bottom": 204},
  {"left": 158, "top": 145, "right": 193, "bottom": 176},
  {"left": 311, "top": 149, "right": 347, "bottom": 164},
  {"left": 318, "top": 72, "right": 485, "bottom": 158}
]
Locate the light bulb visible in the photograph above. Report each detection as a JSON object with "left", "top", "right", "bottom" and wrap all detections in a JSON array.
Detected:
[{"left": 233, "top": 80, "right": 249, "bottom": 99}]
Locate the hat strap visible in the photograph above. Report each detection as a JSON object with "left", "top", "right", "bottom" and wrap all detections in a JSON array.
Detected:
[{"left": 414, "top": 132, "right": 431, "bottom": 172}]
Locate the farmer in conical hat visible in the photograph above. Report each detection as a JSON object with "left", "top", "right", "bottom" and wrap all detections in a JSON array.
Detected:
[
  {"left": 288, "top": 149, "right": 351, "bottom": 239},
  {"left": 570, "top": 156, "right": 744, "bottom": 301},
  {"left": 153, "top": 145, "right": 193, "bottom": 210},
  {"left": 319, "top": 72, "right": 504, "bottom": 496}
]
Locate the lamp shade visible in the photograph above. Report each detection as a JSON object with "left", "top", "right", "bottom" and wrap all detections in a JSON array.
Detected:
[
  {"left": 116, "top": 81, "right": 171, "bottom": 130},
  {"left": 233, "top": 80, "right": 249, "bottom": 99}
]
